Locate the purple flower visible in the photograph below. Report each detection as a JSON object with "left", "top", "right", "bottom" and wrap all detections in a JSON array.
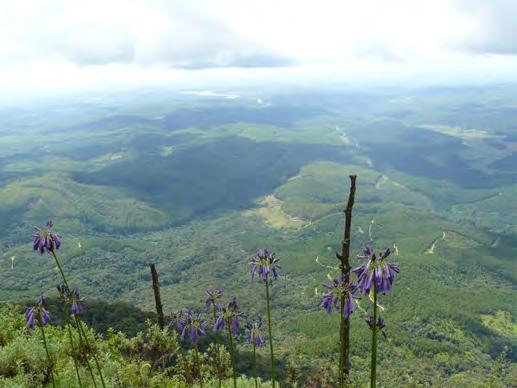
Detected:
[
  {"left": 40, "top": 308, "right": 51, "bottom": 326},
  {"left": 205, "top": 288, "right": 223, "bottom": 310},
  {"left": 214, "top": 315, "right": 225, "bottom": 331},
  {"left": 57, "top": 284, "right": 86, "bottom": 315},
  {"left": 320, "top": 273, "right": 358, "bottom": 319},
  {"left": 353, "top": 247, "right": 400, "bottom": 294},
  {"left": 358, "top": 246, "right": 374, "bottom": 260},
  {"left": 230, "top": 315, "right": 240, "bottom": 334},
  {"left": 178, "top": 311, "right": 207, "bottom": 345},
  {"left": 37, "top": 296, "right": 51, "bottom": 326},
  {"left": 33, "top": 219, "right": 62, "bottom": 255},
  {"left": 70, "top": 288, "right": 85, "bottom": 315},
  {"left": 227, "top": 296, "right": 239, "bottom": 311},
  {"left": 366, "top": 316, "right": 385, "bottom": 330},
  {"left": 25, "top": 306, "right": 36, "bottom": 329},
  {"left": 57, "top": 283, "right": 69, "bottom": 296},
  {"left": 169, "top": 310, "right": 184, "bottom": 330},
  {"left": 71, "top": 300, "right": 82, "bottom": 316},
  {"left": 246, "top": 321, "right": 266, "bottom": 347},
  {"left": 25, "top": 296, "right": 51, "bottom": 329},
  {"left": 250, "top": 249, "right": 281, "bottom": 282},
  {"left": 213, "top": 297, "right": 246, "bottom": 335}
]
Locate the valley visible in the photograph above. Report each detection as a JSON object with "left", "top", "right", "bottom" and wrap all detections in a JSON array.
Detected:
[{"left": 0, "top": 85, "right": 515, "bottom": 386}]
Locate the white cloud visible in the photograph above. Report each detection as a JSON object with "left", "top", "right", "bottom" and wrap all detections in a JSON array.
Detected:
[
  {"left": 450, "top": 0, "right": 517, "bottom": 55},
  {"left": 0, "top": 0, "right": 515, "bottom": 94},
  {"left": 0, "top": 0, "right": 291, "bottom": 68}
]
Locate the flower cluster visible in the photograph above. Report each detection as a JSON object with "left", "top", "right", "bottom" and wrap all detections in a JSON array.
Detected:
[
  {"left": 205, "top": 288, "right": 223, "bottom": 310},
  {"left": 320, "top": 273, "right": 358, "bottom": 319},
  {"left": 353, "top": 247, "right": 400, "bottom": 294},
  {"left": 25, "top": 296, "right": 51, "bottom": 329},
  {"left": 320, "top": 246, "right": 400, "bottom": 319},
  {"left": 178, "top": 311, "right": 207, "bottom": 345},
  {"left": 246, "top": 321, "right": 266, "bottom": 347},
  {"left": 30, "top": 220, "right": 108, "bottom": 388},
  {"left": 57, "top": 284, "right": 86, "bottom": 315},
  {"left": 33, "top": 219, "right": 62, "bottom": 255},
  {"left": 214, "top": 297, "right": 247, "bottom": 335},
  {"left": 250, "top": 249, "right": 281, "bottom": 281}
]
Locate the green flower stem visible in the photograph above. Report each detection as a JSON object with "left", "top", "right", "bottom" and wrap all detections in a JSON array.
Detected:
[
  {"left": 370, "top": 282, "right": 378, "bottom": 388},
  {"left": 211, "top": 305, "right": 222, "bottom": 388},
  {"left": 339, "top": 295, "right": 345, "bottom": 388},
  {"left": 264, "top": 280, "right": 276, "bottom": 388},
  {"left": 65, "top": 317, "right": 83, "bottom": 388},
  {"left": 75, "top": 319, "right": 98, "bottom": 388},
  {"left": 50, "top": 250, "right": 69, "bottom": 288},
  {"left": 76, "top": 316, "right": 106, "bottom": 388},
  {"left": 50, "top": 250, "right": 105, "bottom": 388},
  {"left": 40, "top": 324, "right": 56, "bottom": 388},
  {"left": 226, "top": 320, "right": 237, "bottom": 388},
  {"left": 194, "top": 346, "right": 203, "bottom": 388},
  {"left": 253, "top": 341, "right": 258, "bottom": 388}
]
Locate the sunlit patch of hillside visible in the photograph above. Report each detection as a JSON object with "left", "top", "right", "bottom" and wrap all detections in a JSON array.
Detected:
[
  {"left": 108, "top": 152, "right": 124, "bottom": 161},
  {"left": 246, "top": 195, "right": 307, "bottom": 229},
  {"left": 418, "top": 124, "right": 496, "bottom": 140},
  {"left": 481, "top": 310, "right": 516, "bottom": 337},
  {"left": 160, "top": 146, "right": 174, "bottom": 156}
]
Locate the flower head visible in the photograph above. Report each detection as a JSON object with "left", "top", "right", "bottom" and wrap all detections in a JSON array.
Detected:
[
  {"left": 25, "top": 296, "right": 51, "bottom": 329},
  {"left": 246, "top": 321, "right": 266, "bottom": 347},
  {"left": 70, "top": 288, "right": 85, "bottom": 315},
  {"left": 178, "top": 311, "right": 207, "bottom": 345},
  {"left": 213, "top": 297, "right": 247, "bottom": 335},
  {"left": 169, "top": 310, "right": 184, "bottom": 331},
  {"left": 57, "top": 283, "right": 69, "bottom": 296},
  {"left": 33, "top": 219, "right": 62, "bottom": 255},
  {"left": 353, "top": 247, "right": 400, "bottom": 294},
  {"left": 250, "top": 249, "right": 281, "bottom": 282},
  {"left": 320, "top": 273, "right": 357, "bottom": 319},
  {"left": 205, "top": 288, "right": 223, "bottom": 310},
  {"left": 57, "top": 284, "right": 85, "bottom": 315},
  {"left": 25, "top": 307, "right": 36, "bottom": 329}
]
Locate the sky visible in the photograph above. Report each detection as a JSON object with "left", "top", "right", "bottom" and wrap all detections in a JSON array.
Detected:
[{"left": 1, "top": 0, "right": 516, "bottom": 95}]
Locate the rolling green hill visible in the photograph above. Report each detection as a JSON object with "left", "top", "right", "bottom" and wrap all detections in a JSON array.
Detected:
[{"left": 0, "top": 86, "right": 515, "bottom": 386}]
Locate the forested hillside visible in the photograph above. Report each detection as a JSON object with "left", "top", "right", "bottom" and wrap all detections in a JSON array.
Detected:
[{"left": 0, "top": 86, "right": 515, "bottom": 386}]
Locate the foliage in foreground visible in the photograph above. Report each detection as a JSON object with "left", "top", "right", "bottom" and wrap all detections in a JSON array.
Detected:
[
  {"left": 0, "top": 304, "right": 275, "bottom": 387},
  {"left": 1, "top": 301, "right": 513, "bottom": 387}
]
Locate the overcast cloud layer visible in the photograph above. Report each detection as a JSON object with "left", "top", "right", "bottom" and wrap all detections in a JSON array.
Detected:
[{"left": 0, "top": 0, "right": 516, "bottom": 94}]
